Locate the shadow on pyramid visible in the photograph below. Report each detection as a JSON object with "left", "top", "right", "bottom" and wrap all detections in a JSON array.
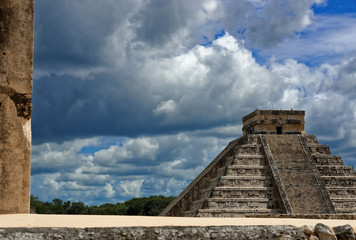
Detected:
[{"left": 161, "top": 110, "right": 356, "bottom": 217}]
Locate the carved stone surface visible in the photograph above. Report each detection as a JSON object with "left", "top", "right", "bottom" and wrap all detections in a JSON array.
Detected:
[{"left": 0, "top": 0, "right": 34, "bottom": 213}]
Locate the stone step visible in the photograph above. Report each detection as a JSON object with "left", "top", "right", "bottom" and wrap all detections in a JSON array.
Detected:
[
  {"left": 207, "top": 197, "right": 269, "bottom": 202},
  {"left": 219, "top": 176, "right": 271, "bottom": 187},
  {"left": 235, "top": 155, "right": 265, "bottom": 159},
  {"left": 234, "top": 145, "right": 264, "bottom": 156},
  {"left": 304, "top": 135, "right": 319, "bottom": 144},
  {"left": 187, "top": 199, "right": 272, "bottom": 213},
  {"left": 326, "top": 187, "right": 356, "bottom": 198},
  {"left": 225, "top": 165, "right": 268, "bottom": 176},
  {"left": 235, "top": 143, "right": 262, "bottom": 148},
  {"left": 203, "top": 198, "right": 271, "bottom": 209},
  {"left": 232, "top": 156, "right": 266, "bottom": 166},
  {"left": 309, "top": 145, "right": 331, "bottom": 155},
  {"left": 334, "top": 208, "right": 356, "bottom": 214},
  {"left": 317, "top": 166, "right": 356, "bottom": 176},
  {"left": 322, "top": 176, "right": 356, "bottom": 187},
  {"left": 331, "top": 198, "right": 356, "bottom": 209},
  {"left": 313, "top": 156, "right": 343, "bottom": 165},
  {"left": 196, "top": 208, "right": 281, "bottom": 217},
  {"left": 331, "top": 197, "right": 356, "bottom": 201},
  {"left": 245, "top": 135, "right": 260, "bottom": 145},
  {"left": 183, "top": 194, "right": 271, "bottom": 216},
  {"left": 211, "top": 186, "right": 273, "bottom": 198}
]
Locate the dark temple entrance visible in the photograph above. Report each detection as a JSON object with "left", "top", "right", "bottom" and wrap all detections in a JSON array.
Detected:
[{"left": 276, "top": 126, "right": 282, "bottom": 134}]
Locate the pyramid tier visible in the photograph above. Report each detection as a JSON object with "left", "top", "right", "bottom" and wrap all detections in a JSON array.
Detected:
[
  {"left": 233, "top": 144, "right": 264, "bottom": 156},
  {"left": 326, "top": 187, "right": 356, "bottom": 198},
  {"left": 232, "top": 155, "right": 266, "bottom": 166},
  {"left": 322, "top": 176, "right": 356, "bottom": 187},
  {"left": 225, "top": 165, "right": 268, "bottom": 176},
  {"left": 331, "top": 198, "right": 356, "bottom": 209},
  {"left": 218, "top": 176, "right": 271, "bottom": 187},
  {"left": 196, "top": 208, "right": 282, "bottom": 217},
  {"left": 334, "top": 207, "right": 356, "bottom": 214},
  {"left": 313, "top": 156, "right": 344, "bottom": 165},
  {"left": 308, "top": 145, "right": 331, "bottom": 155},
  {"left": 202, "top": 198, "right": 271, "bottom": 209},
  {"left": 317, "top": 166, "right": 356, "bottom": 176},
  {"left": 211, "top": 186, "right": 274, "bottom": 199}
]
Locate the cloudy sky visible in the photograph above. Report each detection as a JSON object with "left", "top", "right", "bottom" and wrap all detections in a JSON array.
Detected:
[{"left": 32, "top": 0, "right": 356, "bottom": 205}]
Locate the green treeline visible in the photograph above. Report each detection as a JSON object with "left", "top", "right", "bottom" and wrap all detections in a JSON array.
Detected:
[{"left": 30, "top": 195, "right": 175, "bottom": 216}]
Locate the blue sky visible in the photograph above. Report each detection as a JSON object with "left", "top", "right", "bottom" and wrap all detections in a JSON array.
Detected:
[{"left": 31, "top": 0, "right": 356, "bottom": 205}]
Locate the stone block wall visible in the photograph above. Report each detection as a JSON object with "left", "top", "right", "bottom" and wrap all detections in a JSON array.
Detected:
[
  {"left": 242, "top": 110, "right": 305, "bottom": 135},
  {"left": 1, "top": 223, "right": 354, "bottom": 240}
]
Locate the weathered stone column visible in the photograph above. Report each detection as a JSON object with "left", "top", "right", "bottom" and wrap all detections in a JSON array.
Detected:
[{"left": 0, "top": 0, "right": 34, "bottom": 213}]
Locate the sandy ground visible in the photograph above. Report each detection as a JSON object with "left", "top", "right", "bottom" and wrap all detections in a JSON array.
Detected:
[{"left": 0, "top": 214, "right": 356, "bottom": 228}]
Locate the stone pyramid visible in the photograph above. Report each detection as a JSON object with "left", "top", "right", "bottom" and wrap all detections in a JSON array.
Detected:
[{"left": 161, "top": 110, "right": 356, "bottom": 217}]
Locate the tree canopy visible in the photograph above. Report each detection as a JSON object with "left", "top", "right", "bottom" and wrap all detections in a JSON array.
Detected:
[{"left": 30, "top": 195, "right": 175, "bottom": 216}]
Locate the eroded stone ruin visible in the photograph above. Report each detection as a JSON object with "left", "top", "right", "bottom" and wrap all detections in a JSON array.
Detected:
[
  {"left": 0, "top": 0, "right": 34, "bottom": 213},
  {"left": 161, "top": 110, "right": 356, "bottom": 217}
]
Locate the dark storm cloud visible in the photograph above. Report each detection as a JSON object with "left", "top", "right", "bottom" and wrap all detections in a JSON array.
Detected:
[
  {"left": 32, "top": 0, "right": 147, "bottom": 143},
  {"left": 34, "top": 0, "right": 122, "bottom": 71},
  {"left": 131, "top": 0, "right": 196, "bottom": 46},
  {"left": 33, "top": 0, "right": 202, "bottom": 143},
  {"left": 32, "top": 72, "right": 158, "bottom": 143}
]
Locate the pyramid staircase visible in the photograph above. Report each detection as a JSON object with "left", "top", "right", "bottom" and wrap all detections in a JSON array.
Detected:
[
  {"left": 183, "top": 135, "right": 282, "bottom": 217},
  {"left": 161, "top": 134, "right": 356, "bottom": 217}
]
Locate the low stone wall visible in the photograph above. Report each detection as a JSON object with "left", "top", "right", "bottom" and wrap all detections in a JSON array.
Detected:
[
  {"left": 0, "top": 225, "right": 307, "bottom": 240},
  {"left": 1, "top": 223, "right": 354, "bottom": 240}
]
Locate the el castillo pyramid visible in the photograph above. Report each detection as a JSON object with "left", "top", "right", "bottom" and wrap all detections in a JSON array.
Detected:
[{"left": 161, "top": 110, "right": 356, "bottom": 217}]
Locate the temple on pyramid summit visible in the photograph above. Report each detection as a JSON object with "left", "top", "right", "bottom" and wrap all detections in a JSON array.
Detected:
[{"left": 161, "top": 109, "right": 356, "bottom": 217}]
